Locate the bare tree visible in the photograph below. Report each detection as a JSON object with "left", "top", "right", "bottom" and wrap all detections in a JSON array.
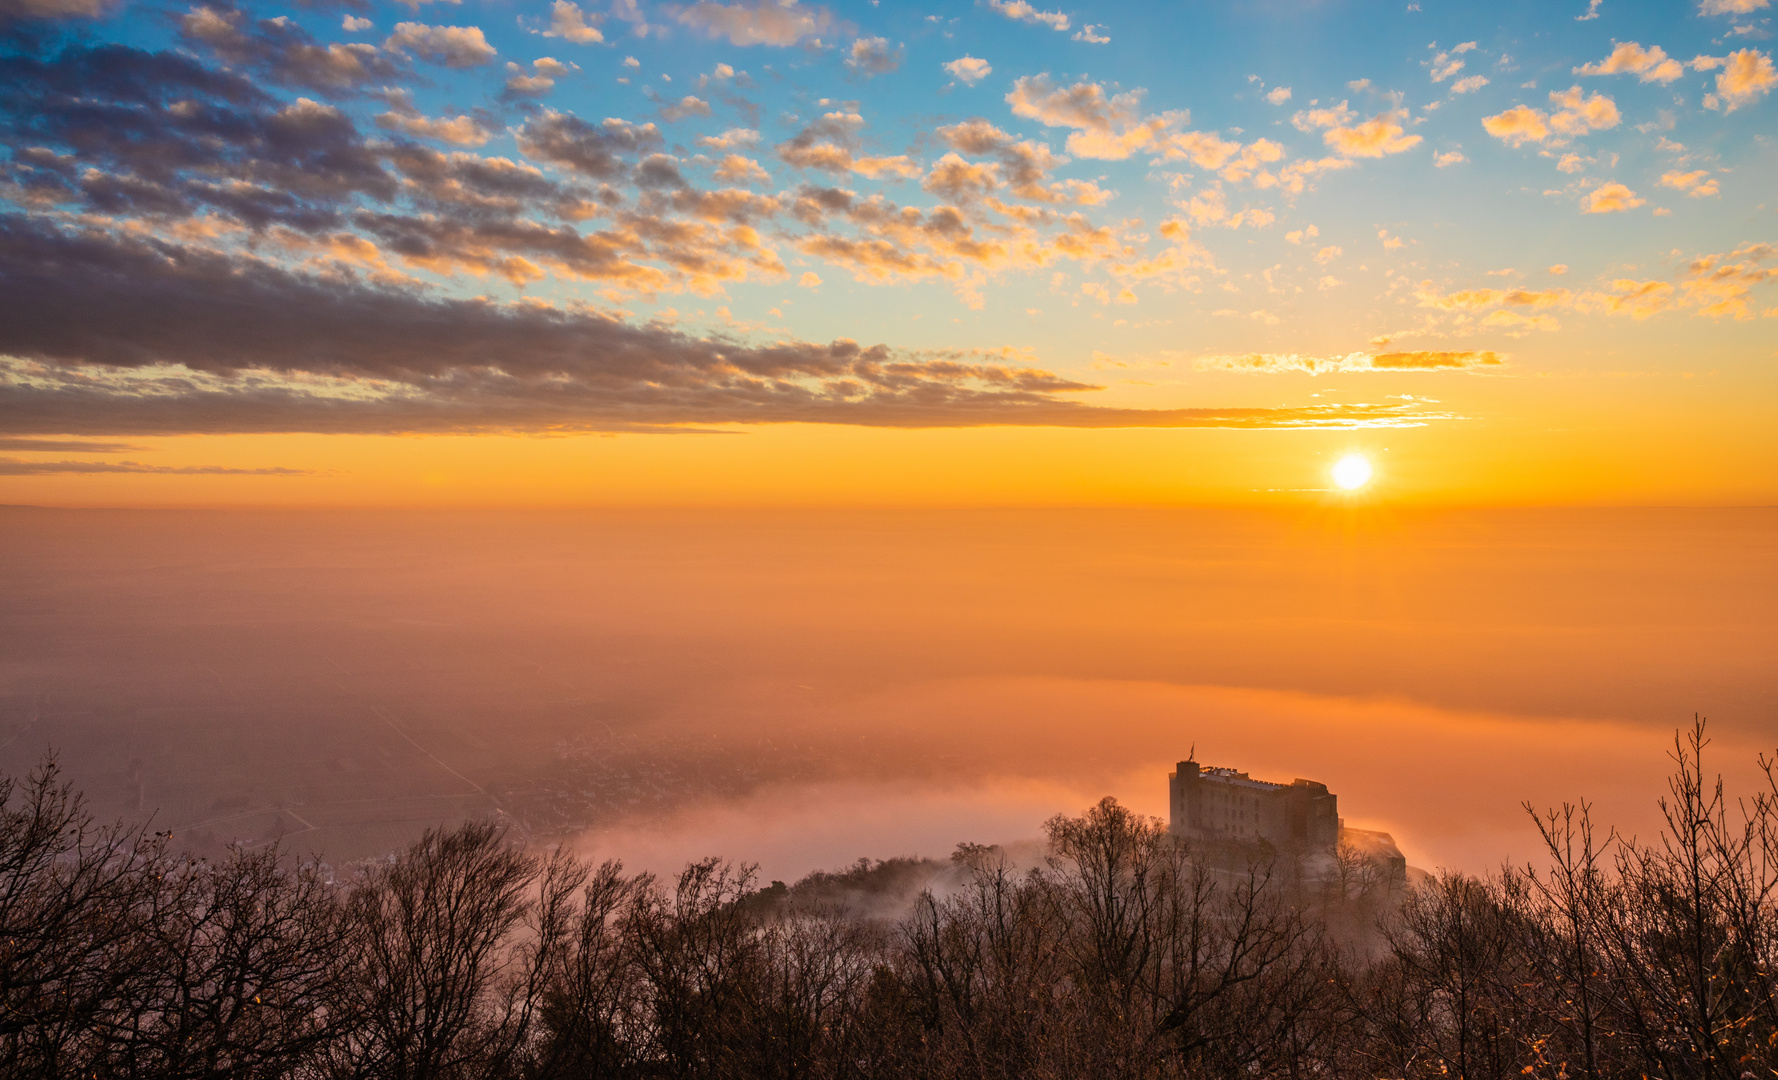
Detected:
[
  {"left": 336, "top": 820, "right": 543, "bottom": 1080},
  {"left": 0, "top": 755, "right": 166, "bottom": 1074},
  {"left": 86, "top": 846, "right": 354, "bottom": 1079}
]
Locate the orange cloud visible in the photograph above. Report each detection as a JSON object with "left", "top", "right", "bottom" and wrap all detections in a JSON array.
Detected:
[
  {"left": 1575, "top": 41, "right": 1685, "bottom": 84},
  {"left": 1195, "top": 350, "right": 1501, "bottom": 374},
  {"left": 1482, "top": 87, "right": 1618, "bottom": 147},
  {"left": 1581, "top": 181, "right": 1644, "bottom": 214},
  {"left": 1313, "top": 108, "right": 1422, "bottom": 158},
  {"left": 1660, "top": 170, "right": 1719, "bottom": 198},
  {"left": 1698, "top": 48, "right": 1777, "bottom": 111},
  {"left": 987, "top": 0, "right": 1069, "bottom": 31},
  {"left": 1547, "top": 86, "right": 1621, "bottom": 136},
  {"left": 713, "top": 154, "right": 770, "bottom": 184},
  {"left": 1481, "top": 104, "right": 1548, "bottom": 147},
  {"left": 944, "top": 55, "right": 991, "bottom": 85}
]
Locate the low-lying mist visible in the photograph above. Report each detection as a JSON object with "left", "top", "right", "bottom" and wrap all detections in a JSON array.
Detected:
[{"left": 1, "top": 505, "right": 1771, "bottom": 874}]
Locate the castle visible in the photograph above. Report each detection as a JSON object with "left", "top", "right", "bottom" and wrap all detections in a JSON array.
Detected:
[{"left": 1168, "top": 759, "right": 1407, "bottom": 886}]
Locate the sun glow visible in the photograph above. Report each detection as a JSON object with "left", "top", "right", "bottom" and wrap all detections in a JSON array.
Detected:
[{"left": 1332, "top": 454, "right": 1373, "bottom": 491}]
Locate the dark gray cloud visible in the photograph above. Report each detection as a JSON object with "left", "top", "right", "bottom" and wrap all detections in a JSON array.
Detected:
[
  {"left": 515, "top": 112, "right": 665, "bottom": 180},
  {"left": 180, "top": 4, "right": 401, "bottom": 92},
  {"left": 844, "top": 37, "right": 902, "bottom": 78},
  {"left": 0, "top": 457, "right": 310, "bottom": 474},
  {"left": 0, "top": 217, "right": 1451, "bottom": 435},
  {"left": 0, "top": 437, "right": 145, "bottom": 451},
  {"left": 0, "top": 0, "right": 117, "bottom": 23},
  {"left": 0, "top": 41, "right": 394, "bottom": 230}
]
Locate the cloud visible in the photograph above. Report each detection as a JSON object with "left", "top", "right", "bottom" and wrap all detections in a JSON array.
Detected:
[
  {"left": 1266, "top": 86, "right": 1292, "bottom": 104},
  {"left": 1292, "top": 101, "right": 1421, "bottom": 158},
  {"left": 0, "top": 458, "right": 311, "bottom": 475},
  {"left": 944, "top": 56, "right": 991, "bottom": 85},
  {"left": 1661, "top": 169, "right": 1720, "bottom": 197},
  {"left": 1482, "top": 87, "right": 1618, "bottom": 147},
  {"left": 697, "top": 127, "right": 760, "bottom": 150},
  {"left": 181, "top": 5, "right": 400, "bottom": 91},
  {"left": 987, "top": 0, "right": 1068, "bottom": 31},
  {"left": 0, "top": 437, "right": 145, "bottom": 452},
  {"left": 850, "top": 155, "right": 919, "bottom": 179},
  {"left": 0, "top": 0, "right": 119, "bottom": 18},
  {"left": 541, "top": 0, "right": 603, "bottom": 43},
  {"left": 1575, "top": 41, "right": 1686, "bottom": 83},
  {"left": 1450, "top": 75, "right": 1489, "bottom": 94},
  {"left": 376, "top": 91, "right": 489, "bottom": 144},
  {"left": 846, "top": 36, "right": 902, "bottom": 76},
  {"left": 1290, "top": 101, "right": 1354, "bottom": 132},
  {"left": 504, "top": 56, "right": 578, "bottom": 97},
  {"left": 1007, "top": 75, "right": 1169, "bottom": 160},
  {"left": 1372, "top": 350, "right": 1502, "bottom": 369},
  {"left": 1698, "top": 0, "right": 1769, "bottom": 13},
  {"left": 384, "top": 22, "right": 497, "bottom": 67},
  {"left": 1547, "top": 86, "right": 1622, "bottom": 134},
  {"left": 0, "top": 217, "right": 1462, "bottom": 434},
  {"left": 1003, "top": 75, "right": 1291, "bottom": 191},
  {"left": 1429, "top": 49, "right": 1467, "bottom": 82},
  {"left": 714, "top": 153, "right": 770, "bottom": 183},
  {"left": 1195, "top": 350, "right": 1502, "bottom": 374},
  {"left": 775, "top": 111, "right": 868, "bottom": 173},
  {"left": 1433, "top": 149, "right": 1466, "bottom": 167},
  {"left": 0, "top": 46, "right": 410, "bottom": 231},
  {"left": 1418, "top": 285, "right": 1572, "bottom": 310},
  {"left": 1009, "top": 76, "right": 1159, "bottom": 155},
  {"left": 1408, "top": 244, "right": 1776, "bottom": 325},
  {"left": 660, "top": 95, "right": 714, "bottom": 122},
  {"left": 932, "top": 118, "right": 1069, "bottom": 202},
  {"left": 1698, "top": 48, "right": 1777, "bottom": 111},
  {"left": 1314, "top": 244, "right": 1342, "bottom": 264},
  {"left": 1669, "top": 241, "right": 1777, "bottom": 318},
  {"left": 1480, "top": 104, "right": 1548, "bottom": 146},
  {"left": 672, "top": 0, "right": 835, "bottom": 46},
  {"left": 516, "top": 111, "right": 663, "bottom": 178},
  {"left": 1581, "top": 181, "right": 1644, "bottom": 213},
  {"left": 1322, "top": 109, "right": 1422, "bottom": 158},
  {"left": 1179, "top": 186, "right": 1272, "bottom": 230},
  {"left": 1072, "top": 24, "right": 1108, "bottom": 44}
]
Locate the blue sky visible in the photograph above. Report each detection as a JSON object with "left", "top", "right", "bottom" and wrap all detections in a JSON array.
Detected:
[{"left": 0, "top": 0, "right": 1774, "bottom": 501}]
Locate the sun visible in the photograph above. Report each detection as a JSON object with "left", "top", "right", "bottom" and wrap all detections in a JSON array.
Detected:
[{"left": 1332, "top": 454, "right": 1373, "bottom": 491}]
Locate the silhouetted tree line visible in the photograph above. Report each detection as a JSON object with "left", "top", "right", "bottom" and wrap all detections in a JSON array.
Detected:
[{"left": 2, "top": 720, "right": 1775, "bottom": 1080}]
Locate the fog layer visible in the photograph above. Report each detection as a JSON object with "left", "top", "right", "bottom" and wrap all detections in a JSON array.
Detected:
[{"left": 1, "top": 506, "right": 1770, "bottom": 873}]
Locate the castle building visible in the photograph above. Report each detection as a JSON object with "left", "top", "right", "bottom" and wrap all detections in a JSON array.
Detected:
[
  {"left": 1168, "top": 760, "right": 1341, "bottom": 856},
  {"left": 1168, "top": 759, "right": 1409, "bottom": 888}
]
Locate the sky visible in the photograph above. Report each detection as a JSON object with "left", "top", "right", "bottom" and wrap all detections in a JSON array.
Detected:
[{"left": 0, "top": 0, "right": 1775, "bottom": 505}]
